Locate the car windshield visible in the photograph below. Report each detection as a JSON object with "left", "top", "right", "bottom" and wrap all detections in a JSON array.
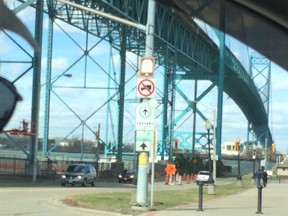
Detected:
[
  {"left": 199, "top": 171, "right": 209, "bottom": 175},
  {"left": 67, "top": 165, "right": 85, "bottom": 173}
]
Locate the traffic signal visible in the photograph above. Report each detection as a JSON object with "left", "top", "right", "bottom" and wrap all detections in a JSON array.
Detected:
[
  {"left": 174, "top": 138, "right": 179, "bottom": 150},
  {"left": 271, "top": 143, "right": 276, "bottom": 153},
  {"left": 234, "top": 140, "right": 239, "bottom": 151}
]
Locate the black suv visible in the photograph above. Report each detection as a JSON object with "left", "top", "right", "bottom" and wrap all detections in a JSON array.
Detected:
[
  {"left": 61, "top": 163, "right": 97, "bottom": 187},
  {"left": 118, "top": 170, "right": 136, "bottom": 183}
]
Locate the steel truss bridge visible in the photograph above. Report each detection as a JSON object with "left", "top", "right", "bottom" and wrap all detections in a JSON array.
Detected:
[{"left": 1, "top": 0, "right": 272, "bottom": 162}]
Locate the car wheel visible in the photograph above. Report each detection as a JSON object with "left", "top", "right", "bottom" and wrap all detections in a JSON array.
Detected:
[
  {"left": 91, "top": 178, "right": 96, "bottom": 187},
  {"left": 82, "top": 179, "right": 88, "bottom": 187}
]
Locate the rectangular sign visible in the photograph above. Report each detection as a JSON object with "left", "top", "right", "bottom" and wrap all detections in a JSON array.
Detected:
[
  {"left": 135, "top": 130, "right": 154, "bottom": 152},
  {"left": 140, "top": 57, "right": 155, "bottom": 77},
  {"left": 135, "top": 102, "right": 155, "bottom": 131}
]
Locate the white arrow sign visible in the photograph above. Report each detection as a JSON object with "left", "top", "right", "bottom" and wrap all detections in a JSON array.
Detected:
[
  {"left": 135, "top": 102, "right": 155, "bottom": 131},
  {"left": 135, "top": 130, "right": 153, "bottom": 152}
]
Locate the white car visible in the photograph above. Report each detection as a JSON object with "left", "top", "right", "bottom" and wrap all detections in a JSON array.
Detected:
[{"left": 196, "top": 171, "right": 210, "bottom": 184}]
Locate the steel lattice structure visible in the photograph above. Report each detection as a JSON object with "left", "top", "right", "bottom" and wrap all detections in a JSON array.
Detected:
[{"left": 0, "top": 0, "right": 272, "bottom": 163}]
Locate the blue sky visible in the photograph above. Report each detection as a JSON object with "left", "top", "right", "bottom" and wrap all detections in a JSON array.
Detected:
[{"left": 1, "top": 1, "right": 288, "bottom": 153}]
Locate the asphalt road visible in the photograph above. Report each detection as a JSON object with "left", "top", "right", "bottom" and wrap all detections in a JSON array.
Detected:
[
  {"left": 0, "top": 178, "right": 235, "bottom": 216},
  {"left": 0, "top": 181, "right": 134, "bottom": 216}
]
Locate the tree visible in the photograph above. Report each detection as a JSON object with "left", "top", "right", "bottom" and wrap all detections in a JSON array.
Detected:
[
  {"left": 190, "top": 154, "right": 205, "bottom": 174},
  {"left": 174, "top": 154, "right": 187, "bottom": 175},
  {"left": 215, "top": 160, "right": 225, "bottom": 177},
  {"left": 204, "top": 159, "right": 225, "bottom": 177}
]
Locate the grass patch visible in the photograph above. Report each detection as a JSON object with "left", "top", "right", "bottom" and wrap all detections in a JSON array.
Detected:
[
  {"left": 64, "top": 192, "right": 137, "bottom": 215},
  {"left": 63, "top": 176, "right": 254, "bottom": 215}
]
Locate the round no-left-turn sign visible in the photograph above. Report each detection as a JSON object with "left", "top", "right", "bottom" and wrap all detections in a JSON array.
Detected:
[{"left": 137, "top": 78, "right": 155, "bottom": 98}]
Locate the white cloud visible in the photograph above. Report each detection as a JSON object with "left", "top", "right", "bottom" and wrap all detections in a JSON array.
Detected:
[
  {"left": 273, "top": 81, "right": 288, "bottom": 91},
  {"left": 54, "top": 19, "right": 85, "bottom": 34},
  {"left": 41, "top": 56, "right": 73, "bottom": 76},
  {"left": 0, "top": 35, "right": 13, "bottom": 55}
]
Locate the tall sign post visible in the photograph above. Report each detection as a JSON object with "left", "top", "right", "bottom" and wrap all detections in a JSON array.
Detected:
[
  {"left": 136, "top": 57, "right": 156, "bottom": 206},
  {"left": 135, "top": 0, "right": 156, "bottom": 207}
]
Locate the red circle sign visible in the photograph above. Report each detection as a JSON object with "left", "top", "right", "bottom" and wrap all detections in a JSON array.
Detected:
[{"left": 137, "top": 79, "right": 155, "bottom": 97}]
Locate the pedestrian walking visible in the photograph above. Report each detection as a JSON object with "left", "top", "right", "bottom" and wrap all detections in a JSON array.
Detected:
[
  {"left": 262, "top": 170, "right": 268, "bottom": 187},
  {"left": 254, "top": 169, "right": 262, "bottom": 187}
]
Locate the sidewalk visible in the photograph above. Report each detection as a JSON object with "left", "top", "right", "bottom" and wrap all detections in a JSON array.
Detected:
[{"left": 141, "top": 181, "right": 288, "bottom": 216}]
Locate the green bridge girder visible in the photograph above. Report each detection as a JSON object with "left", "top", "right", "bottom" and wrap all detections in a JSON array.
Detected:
[{"left": 10, "top": 0, "right": 272, "bottom": 160}]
